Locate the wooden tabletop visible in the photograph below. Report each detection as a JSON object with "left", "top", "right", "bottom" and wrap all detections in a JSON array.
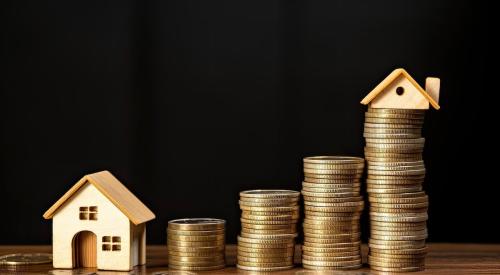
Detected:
[{"left": 1, "top": 243, "right": 499, "bottom": 274}]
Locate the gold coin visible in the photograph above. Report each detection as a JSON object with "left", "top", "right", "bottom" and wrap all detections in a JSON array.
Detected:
[
  {"left": 237, "top": 246, "right": 294, "bottom": 253},
  {"left": 303, "top": 222, "right": 360, "bottom": 230},
  {"left": 370, "top": 252, "right": 426, "bottom": 259},
  {"left": 370, "top": 207, "right": 427, "bottom": 214},
  {"left": 168, "top": 246, "right": 224, "bottom": 253},
  {"left": 368, "top": 160, "right": 424, "bottom": 166},
  {"left": 302, "top": 245, "right": 360, "bottom": 253},
  {"left": 305, "top": 206, "right": 364, "bottom": 214},
  {"left": 302, "top": 191, "right": 360, "bottom": 198},
  {"left": 239, "top": 205, "right": 299, "bottom": 212},
  {"left": 366, "top": 179, "right": 424, "bottom": 185},
  {"left": 236, "top": 264, "right": 293, "bottom": 271},
  {"left": 368, "top": 173, "right": 425, "bottom": 179},
  {"left": 239, "top": 200, "right": 298, "bottom": 208},
  {"left": 303, "top": 241, "right": 361, "bottom": 249},
  {"left": 365, "top": 112, "right": 425, "bottom": 119},
  {"left": 240, "top": 218, "right": 296, "bottom": 225},
  {"left": 370, "top": 211, "right": 428, "bottom": 218},
  {"left": 368, "top": 191, "right": 426, "bottom": 198},
  {"left": 364, "top": 122, "right": 422, "bottom": 129},
  {"left": 368, "top": 195, "right": 428, "bottom": 204},
  {"left": 371, "top": 229, "right": 427, "bottom": 236},
  {"left": 369, "top": 246, "right": 427, "bottom": 255},
  {"left": 364, "top": 133, "right": 422, "bottom": 139},
  {"left": 370, "top": 234, "right": 427, "bottom": 241},
  {"left": 369, "top": 216, "right": 427, "bottom": 223},
  {"left": 168, "top": 250, "right": 224, "bottom": 257},
  {"left": 368, "top": 165, "right": 425, "bottom": 172},
  {"left": 241, "top": 213, "right": 293, "bottom": 221},
  {"left": 302, "top": 259, "right": 362, "bottom": 267},
  {"left": 168, "top": 255, "right": 224, "bottom": 263},
  {"left": 365, "top": 146, "right": 423, "bottom": 153},
  {"left": 167, "top": 239, "right": 225, "bottom": 247},
  {"left": 237, "top": 256, "right": 293, "bottom": 263},
  {"left": 302, "top": 255, "right": 361, "bottom": 262},
  {"left": 304, "top": 173, "right": 362, "bottom": 179},
  {"left": 303, "top": 162, "right": 365, "bottom": 170},
  {"left": 168, "top": 264, "right": 225, "bottom": 271},
  {"left": 366, "top": 138, "right": 425, "bottom": 145},
  {"left": 302, "top": 263, "right": 363, "bottom": 270},
  {"left": 364, "top": 127, "right": 422, "bottom": 134},
  {"left": 241, "top": 223, "right": 295, "bottom": 230},
  {"left": 304, "top": 200, "right": 364, "bottom": 207},
  {"left": 370, "top": 265, "right": 425, "bottom": 272},
  {"left": 168, "top": 259, "right": 225, "bottom": 266},
  {"left": 238, "top": 233, "right": 297, "bottom": 240},
  {"left": 366, "top": 156, "right": 423, "bottom": 162},
  {"left": 368, "top": 243, "right": 426, "bottom": 250},
  {"left": 237, "top": 260, "right": 293, "bottom": 267},
  {"left": 302, "top": 196, "right": 363, "bottom": 203},
  {"left": 167, "top": 234, "right": 225, "bottom": 242},
  {"left": 303, "top": 168, "right": 364, "bottom": 175},
  {"left": 240, "top": 189, "right": 300, "bottom": 199},
  {"left": 0, "top": 253, "right": 52, "bottom": 265},
  {"left": 370, "top": 224, "right": 426, "bottom": 232},
  {"left": 302, "top": 181, "right": 361, "bottom": 188},
  {"left": 241, "top": 227, "right": 295, "bottom": 235},
  {"left": 303, "top": 177, "right": 361, "bottom": 184},
  {"left": 237, "top": 242, "right": 294, "bottom": 249},
  {"left": 238, "top": 236, "right": 295, "bottom": 244},
  {"left": 304, "top": 232, "right": 361, "bottom": 240},
  {"left": 367, "top": 186, "right": 423, "bottom": 193},
  {"left": 302, "top": 187, "right": 360, "bottom": 193},
  {"left": 367, "top": 108, "right": 425, "bottom": 114},
  {"left": 237, "top": 250, "right": 294, "bottom": 258},
  {"left": 369, "top": 202, "right": 429, "bottom": 209},
  {"left": 302, "top": 250, "right": 360, "bottom": 257},
  {"left": 168, "top": 218, "right": 225, "bottom": 231},
  {"left": 303, "top": 156, "right": 364, "bottom": 164},
  {"left": 365, "top": 117, "right": 424, "bottom": 125},
  {"left": 167, "top": 229, "right": 224, "bottom": 236}
]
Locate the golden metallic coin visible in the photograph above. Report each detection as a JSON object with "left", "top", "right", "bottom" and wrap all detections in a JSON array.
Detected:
[
  {"left": 302, "top": 255, "right": 361, "bottom": 262},
  {"left": 303, "top": 222, "right": 360, "bottom": 230},
  {"left": 365, "top": 146, "right": 423, "bottom": 152},
  {"left": 302, "top": 263, "right": 363, "bottom": 270},
  {"left": 370, "top": 202, "right": 429, "bottom": 209},
  {"left": 368, "top": 169, "right": 425, "bottom": 176},
  {"left": 302, "top": 250, "right": 360, "bottom": 258},
  {"left": 302, "top": 182, "right": 361, "bottom": 188},
  {"left": 237, "top": 246, "right": 294, "bottom": 254},
  {"left": 241, "top": 227, "right": 295, "bottom": 234},
  {"left": 241, "top": 223, "right": 295, "bottom": 230},
  {"left": 167, "top": 234, "right": 225, "bottom": 242},
  {"left": 168, "top": 255, "right": 224, "bottom": 263},
  {"left": 370, "top": 224, "right": 426, "bottom": 231},
  {"left": 368, "top": 160, "right": 424, "bottom": 166},
  {"left": 240, "top": 189, "right": 300, "bottom": 199},
  {"left": 302, "top": 246, "right": 360, "bottom": 253},
  {"left": 237, "top": 256, "right": 293, "bottom": 263},
  {"left": 237, "top": 260, "right": 293, "bottom": 267},
  {"left": 365, "top": 111, "right": 425, "bottom": 119},
  {"left": 370, "top": 234, "right": 427, "bottom": 241},
  {"left": 302, "top": 259, "right": 362, "bottom": 267},
  {"left": 366, "top": 157, "right": 423, "bottom": 162},
  {"left": 368, "top": 165, "right": 425, "bottom": 172},
  {"left": 302, "top": 187, "right": 360, "bottom": 193},
  {"left": 238, "top": 235, "right": 296, "bottom": 244},
  {"left": 239, "top": 205, "right": 299, "bottom": 212},
  {"left": 303, "top": 156, "right": 364, "bottom": 164},
  {"left": 369, "top": 246, "right": 428, "bottom": 255},
  {"left": 365, "top": 117, "right": 424, "bottom": 125},
  {"left": 237, "top": 242, "right": 294, "bottom": 249},
  {"left": 303, "top": 162, "right": 365, "bottom": 170},
  {"left": 240, "top": 218, "right": 296, "bottom": 225},
  {"left": 236, "top": 264, "right": 294, "bottom": 271},
  {"left": 167, "top": 228, "right": 224, "bottom": 236},
  {"left": 239, "top": 200, "right": 298, "bottom": 208},
  {"left": 238, "top": 233, "right": 297, "bottom": 240},
  {"left": 305, "top": 206, "right": 364, "bottom": 214},
  {"left": 302, "top": 191, "right": 359, "bottom": 198},
  {"left": 169, "top": 264, "right": 225, "bottom": 271},
  {"left": 369, "top": 216, "right": 427, "bottom": 223},
  {"left": 363, "top": 127, "right": 422, "bottom": 134},
  {"left": 304, "top": 173, "right": 362, "bottom": 180},
  {"left": 168, "top": 218, "right": 225, "bottom": 231},
  {"left": 241, "top": 213, "right": 293, "bottom": 221},
  {"left": 370, "top": 252, "right": 426, "bottom": 259},
  {"left": 302, "top": 196, "right": 363, "bottom": 203},
  {"left": 167, "top": 239, "right": 225, "bottom": 247},
  {"left": 304, "top": 177, "right": 361, "bottom": 184},
  {"left": 167, "top": 245, "right": 224, "bottom": 253},
  {"left": 304, "top": 200, "right": 364, "bottom": 207},
  {"left": 364, "top": 122, "right": 422, "bottom": 129},
  {"left": 367, "top": 108, "right": 426, "bottom": 114},
  {"left": 303, "top": 168, "right": 364, "bottom": 175},
  {"left": 370, "top": 266, "right": 425, "bottom": 272},
  {"left": 371, "top": 229, "right": 427, "bottom": 236},
  {"left": 0, "top": 253, "right": 52, "bottom": 265},
  {"left": 168, "top": 250, "right": 224, "bottom": 257},
  {"left": 237, "top": 251, "right": 294, "bottom": 258},
  {"left": 370, "top": 211, "right": 428, "bottom": 218},
  {"left": 304, "top": 232, "right": 361, "bottom": 240},
  {"left": 168, "top": 259, "right": 225, "bottom": 266},
  {"left": 367, "top": 186, "right": 423, "bottom": 194},
  {"left": 303, "top": 241, "right": 361, "bottom": 249},
  {"left": 364, "top": 133, "right": 422, "bottom": 139},
  {"left": 370, "top": 207, "right": 427, "bottom": 214},
  {"left": 369, "top": 195, "right": 428, "bottom": 203},
  {"left": 366, "top": 179, "right": 424, "bottom": 185},
  {"left": 366, "top": 138, "right": 425, "bottom": 145}
]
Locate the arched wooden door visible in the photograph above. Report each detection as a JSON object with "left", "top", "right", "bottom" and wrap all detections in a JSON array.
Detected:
[{"left": 73, "top": 231, "right": 97, "bottom": 268}]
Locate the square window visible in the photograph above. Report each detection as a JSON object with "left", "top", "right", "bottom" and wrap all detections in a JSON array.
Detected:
[
  {"left": 89, "top": 213, "right": 98, "bottom": 220},
  {"left": 89, "top": 206, "right": 98, "bottom": 212},
  {"left": 102, "top": 236, "right": 111, "bottom": 242},
  {"left": 112, "top": 236, "right": 121, "bottom": 243},
  {"left": 112, "top": 245, "right": 121, "bottom": 251},
  {"left": 79, "top": 207, "right": 88, "bottom": 211},
  {"left": 79, "top": 212, "right": 88, "bottom": 220},
  {"left": 102, "top": 244, "right": 111, "bottom": 251}
]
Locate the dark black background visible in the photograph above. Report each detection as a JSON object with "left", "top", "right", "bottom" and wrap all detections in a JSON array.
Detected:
[{"left": 1, "top": 0, "right": 496, "bottom": 245}]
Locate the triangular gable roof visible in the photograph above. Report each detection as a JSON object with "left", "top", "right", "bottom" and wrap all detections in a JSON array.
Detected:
[
  {"left": 43, "top": 170, "right": 155, "bottom": 225},
  {"left": 360, "top": 68, "right": 440, "bottom": 110}
]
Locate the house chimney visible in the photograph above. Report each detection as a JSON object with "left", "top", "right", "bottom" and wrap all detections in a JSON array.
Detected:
[{"left": 425, "top": 77, "right": 440, "bottom": 103}]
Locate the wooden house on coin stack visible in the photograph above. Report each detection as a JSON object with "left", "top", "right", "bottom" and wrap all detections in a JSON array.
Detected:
[
  {"left": 43, "top": 170, "right": 155, "bottom": 271},
  {"left": 360, "top": 68, "right": 440, "bottom": 109}
]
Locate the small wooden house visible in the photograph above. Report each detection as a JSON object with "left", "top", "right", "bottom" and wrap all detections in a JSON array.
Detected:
[
  {"left": 361, "top": 68, "right": 440, "bottom": 109},
  {"left": 43, "top": 171, "right": 155, "bottom": 271}
]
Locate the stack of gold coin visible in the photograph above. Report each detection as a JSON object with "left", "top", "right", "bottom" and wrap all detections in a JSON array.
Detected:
[
  {"left": 301, "top": 156, "right": 364, "bottom": 270},
  {"left": 237, "top": 190, "right": 300, "bottom": 272},
  {"left": 364, "top": 107, "right": 428, "bottom": 272},
  {"left": 167, "top": 218, "right": 226, "bottom": 271}
]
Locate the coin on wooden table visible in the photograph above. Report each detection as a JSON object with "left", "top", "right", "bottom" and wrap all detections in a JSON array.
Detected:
[
  {"left": 0, "top": 253, "right": 52, "bottom": 265},
  {"left": 236, "top": 264, "right": 294, "bottom": 272},
  {"left": 168, "top": 264, "right": 226, "bottom": 271},
  {"left": 168, "top": 218, "right": 225, "bottom": 231}
]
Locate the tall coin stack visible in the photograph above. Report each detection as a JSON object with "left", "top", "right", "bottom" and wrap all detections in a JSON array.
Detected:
[
  {"left": 167, "top": 218, "right": 226, "bottom": 271},
  {"left": 364, "top": 107, "right": 429, "bottom": 272},
  {"left": 237, "top": 190, "right": 300, "bottom": 272},
  {"left": 301, "top": 156, "right": 365, "bottom": 270}
]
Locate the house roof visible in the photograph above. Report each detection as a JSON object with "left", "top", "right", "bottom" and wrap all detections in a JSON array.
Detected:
[
  {"left": 43, "top": 171, "right": 155, "bottom": 225},
  {"left": 360, "top": 68, "right": 440, "bottom": 110}
]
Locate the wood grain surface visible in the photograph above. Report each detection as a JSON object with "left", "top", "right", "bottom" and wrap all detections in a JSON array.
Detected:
[{"left": 1, "top": 243, "right": 499, "bottom": 274}]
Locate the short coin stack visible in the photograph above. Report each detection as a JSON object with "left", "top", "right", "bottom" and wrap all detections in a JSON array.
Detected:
[
  {"left": 364, "top": 107, "right": 429, "bottom": 272},
  {"left": 301, "top": 156, "right": 365, "bottom": 270},
  {"left": 167, "top": 218, "right": 226, "bottom": 271},
  {"left": 237, "top": 190, "right": 300, "bottom": 272}
]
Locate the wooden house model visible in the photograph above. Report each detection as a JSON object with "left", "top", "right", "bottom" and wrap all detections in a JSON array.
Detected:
[
  {"left": 43, "top": 170, "right": 155, "bottom": 271},
  {"left": 361, "top": 68, "right": 440, "bottom": 109}
]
